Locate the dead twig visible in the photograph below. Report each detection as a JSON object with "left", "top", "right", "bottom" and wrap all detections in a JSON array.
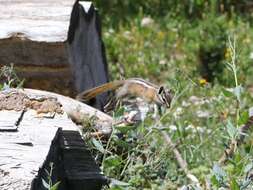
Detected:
[
  {"left": 161, "top": 130, "right": 199, "bottom": 184},
  {"left": 161, "top": 131, "right": 188, "bottom": 173}
]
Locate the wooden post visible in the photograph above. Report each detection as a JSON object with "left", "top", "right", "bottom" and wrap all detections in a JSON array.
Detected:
[
  {"left": 0, "top": 1, "right": 110, "bottom": 111},
  {"left": 0, "top": 0, "right": 76, "bottom": 97}
]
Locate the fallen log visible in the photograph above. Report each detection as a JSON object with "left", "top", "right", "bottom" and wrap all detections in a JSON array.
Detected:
[
  {"left": 24, "top": 88, "right": 113, "bottom": 134},
  {"left": 0, "top": 88, "right": 113, "bottom": 135}
]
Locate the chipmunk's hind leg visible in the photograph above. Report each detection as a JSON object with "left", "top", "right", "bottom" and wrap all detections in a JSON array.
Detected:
[
  {"left": 104, "top": 87, "right": 128, "bottom": 112},
  {"left": 104, "top": 98, "right": 117, "bottom": 112},
  {"left": 115, "top": 85, "right": 128, "bottom": 99}
]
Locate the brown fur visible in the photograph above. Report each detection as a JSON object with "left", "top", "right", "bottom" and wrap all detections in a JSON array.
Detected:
[
  {"left": 76, "top": 78, "right": 172, "bottom": 107},
  {"left": 76, "top": 80, "right": 123, "bottom": 101}
]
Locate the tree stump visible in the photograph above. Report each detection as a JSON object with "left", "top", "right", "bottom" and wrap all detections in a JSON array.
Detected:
[
  {"left": 0, "top": 0, "right": 75, "bottom": 96},
  {"left": 0, "top": 0, "right": 109, "bottom": 111}
]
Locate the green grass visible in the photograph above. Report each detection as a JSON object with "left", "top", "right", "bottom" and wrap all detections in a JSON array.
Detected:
[
  {"left": 1, "top": 2, "right": 253, "bottom": 189},
  {"left": 90, "top": 6, "right": 253, "bottom": 190}
]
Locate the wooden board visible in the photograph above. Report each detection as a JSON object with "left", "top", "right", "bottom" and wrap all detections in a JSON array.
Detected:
[
  {"left": 0, "top": 88, "right": 112, "bottom": 189},
  {"left": 0, "top": 110, "right": 80, "bottom": 190},
  {"left": 0, "top": 0, "right": 76, "bottom": 42}
]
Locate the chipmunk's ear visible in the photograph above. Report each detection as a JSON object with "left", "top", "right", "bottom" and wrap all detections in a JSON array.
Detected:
[{"left": 158, "top": 86, "right": 164, "bottom": 94}]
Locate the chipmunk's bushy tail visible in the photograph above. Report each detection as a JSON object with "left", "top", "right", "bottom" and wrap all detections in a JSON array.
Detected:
[{"left": 76, "top": 80, "right": 124, "bottom": 102}]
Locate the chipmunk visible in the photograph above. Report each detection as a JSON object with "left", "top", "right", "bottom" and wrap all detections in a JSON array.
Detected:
[{"left": 76, "top": 78, "right": 173, "bottom": 108}]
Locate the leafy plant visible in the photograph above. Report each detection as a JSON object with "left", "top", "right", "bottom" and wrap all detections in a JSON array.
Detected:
[
  {"left": 0, "top": 64, "right": 24, "bottom": 90},
  {"left": 42, "top": 162, "right": 61, "bottom": 190},
  {"left": 79, "top": 2, "right": 253, "bottom": 189}
]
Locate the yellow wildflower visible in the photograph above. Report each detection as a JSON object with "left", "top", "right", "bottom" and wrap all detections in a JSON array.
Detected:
[
  {"left": 157, "top": 31, "right": 165, "bottom": 40},
  {"left": 199, "top": 78, "right": 207, "bottom": 85},
  {"left": 243, "top": 37, "right": 251, "bottom": 44},
  {"left": 224, "top": 48, "right": 232, "bottom": 60}
]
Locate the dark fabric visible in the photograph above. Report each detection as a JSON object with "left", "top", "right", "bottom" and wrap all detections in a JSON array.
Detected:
[{"left": 67, "top": 1, "right": 109, "bottom": 111}]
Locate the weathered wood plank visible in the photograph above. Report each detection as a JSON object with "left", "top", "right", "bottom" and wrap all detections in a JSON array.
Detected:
[
  {"left": 0, "top": 88, "right": 112, "bottom": 189},
  {"left": 0, "top": 0, "right": 75, "bottom": 42},
  {"left": 0, "top": 0, "right": 77, "bottom": 96},
  {"left": 0, "top": 110, "right": 22, "bottom": 131},
  {"left": 0, "top": 110, "right": 78, "bottom": 190},
  {"left": 0, "top": 88, "right": 113, "bottom": 134}
]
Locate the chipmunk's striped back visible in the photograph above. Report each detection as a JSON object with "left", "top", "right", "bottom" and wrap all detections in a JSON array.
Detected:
[{"left": 76, "top": 78, "right": 173, "bottom": 108}]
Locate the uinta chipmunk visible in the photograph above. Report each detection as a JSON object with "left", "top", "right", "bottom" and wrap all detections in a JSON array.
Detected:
[{"left": 76, "top": 78, "right": 173, "bottom": 108}]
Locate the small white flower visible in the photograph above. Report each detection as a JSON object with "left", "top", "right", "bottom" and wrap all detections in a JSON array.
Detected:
[
  {"left": 196, "top": 126, "right": 205, "bottom": 133},
  {"left": 196, "top": 110, "right": 210, "bottom": 118},
  {"left": 141, "top": 17, "right": 154, "bottom": 27},
  {"left": 249, "top": 107, "right": 253, "bottom": 117},
  {"left": 159, "top": 59, "right": 166, "bottom": 65},
  {"left": 189, "top": 96, "right": 213, "bottom": 105},
  {"left": 250, "top": 52, "right": 253, "bottom": 59},
  {"left": 108, "top": 28, "right": 114, "bottom": 33},
  {"left": 123, "top": 31, "right": 131, "bottom": 39},
  {"left": 182, "top": 101, "right": 190, "bottom": 107},
  {"left": 173, "top": 107, "right": 183, "bottom": 118},
  {"left": 185, "top": 124, "right": 194, "bottom": 131},
  {"left": 207, "top": 129, "right": 212, "bottom": 134},
  {"left": 189, "top": 96, "right": 202, "bottom": 105},
  {"left": 168, "top": 125, "right": 177, "bottom": 131}
]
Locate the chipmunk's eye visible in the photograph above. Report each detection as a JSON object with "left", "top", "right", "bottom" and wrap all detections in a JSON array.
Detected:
[{"left": 158, "top": 86, "right": 164, "bottom": 94}]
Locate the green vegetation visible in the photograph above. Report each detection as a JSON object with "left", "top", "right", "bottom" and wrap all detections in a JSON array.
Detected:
[
  {"left": 89, "top": 1, "right": 253, "bottom": 189},
  {"left": 42, "top": 162, "right": 61, "bottom": 190},
  {"left": 0, "top": 63, "right": 24, "bottom": 90},
  {"left": 1, "top": 1, "right": 253, "bottom": 189}
]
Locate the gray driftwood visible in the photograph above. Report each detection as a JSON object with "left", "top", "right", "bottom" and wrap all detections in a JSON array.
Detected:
[
  {"left": 23, "top": 88, "right": 113, "bottom": 134},
  {"left": 0, "top": 0, "right": 75, "bottom": 42}
]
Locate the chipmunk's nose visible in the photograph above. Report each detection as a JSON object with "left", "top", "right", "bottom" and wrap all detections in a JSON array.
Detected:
[
  {"left": 166, "top": 101, "right": 171, "bottom": 108},
  {"left": 165, "top": 96, "right": 173, "bottom": 108}
]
